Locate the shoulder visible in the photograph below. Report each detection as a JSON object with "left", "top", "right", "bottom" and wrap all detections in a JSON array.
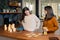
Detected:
[
  {"left": 31, "top": 14, "right": 35, "bottom": 16},
  {"left": 30, "top": 14, "right": 36, "bottom": 17},
  {"left": 52, "top": 17, "right": 56, "bottom": 20},
  {"left": 51, "top": 16, "right": 57, "bottom": 21}
]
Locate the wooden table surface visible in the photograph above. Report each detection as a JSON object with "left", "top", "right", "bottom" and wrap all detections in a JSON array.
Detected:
[{"left": 0, "top": 29, "right": 60, "bottom": 40}]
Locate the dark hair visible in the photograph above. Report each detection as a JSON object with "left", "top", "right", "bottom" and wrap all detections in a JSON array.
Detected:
[
  {"left": 44, "top": 6, "right": 55, "bottom": 20},
  {"left": 21, "top": 7, "right": 31, "bottom": 21}
]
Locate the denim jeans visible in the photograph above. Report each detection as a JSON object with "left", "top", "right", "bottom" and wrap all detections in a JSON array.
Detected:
[{"left": 16, "top": 26, "right": 24, "bottom": 31}]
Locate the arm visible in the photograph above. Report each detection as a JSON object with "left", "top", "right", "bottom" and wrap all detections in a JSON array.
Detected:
[
  {"left": 34, "top": 15, "right": 40, "bottom": 29},
  {"left": 43, "top": 21, "right": 48, "bottom": 31},
  {"left": 43, "top": 21, "right": 45, "bottom": 27},
  {"left": 52, "top": 17, "right": 58, "bottom": 31}
]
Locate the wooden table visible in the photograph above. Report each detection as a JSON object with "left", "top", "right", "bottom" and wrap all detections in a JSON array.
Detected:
[{"left": 0, "top": 29, "right": 60, "bottom": 40}]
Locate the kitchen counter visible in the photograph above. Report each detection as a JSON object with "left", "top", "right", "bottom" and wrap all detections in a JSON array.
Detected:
[{"left": 0, "top": 28, "right": 60, "bottom": 40}]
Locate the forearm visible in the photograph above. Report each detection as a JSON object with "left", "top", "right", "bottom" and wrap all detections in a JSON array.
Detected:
[
  {"left": 36, "top": 20, "right": 40, "bottom": 29},
  {"left": 48, "top": 26, "right": 58, "bottom": 31}
]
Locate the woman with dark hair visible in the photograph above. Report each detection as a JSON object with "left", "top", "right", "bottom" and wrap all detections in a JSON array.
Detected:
[
  {"left": 43, "top": 6, "right": 58, "bottom": 33},
  {"left": 20, "top": 7, "right": 40, "bottom": 32}
]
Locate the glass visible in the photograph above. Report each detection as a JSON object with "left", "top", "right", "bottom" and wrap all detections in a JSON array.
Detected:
[
  {"left": 3, "top": 9, "right": 6, "bottom": 13},
  {"left": 10, "top": 9, "right": 16, "bottom": 13}
]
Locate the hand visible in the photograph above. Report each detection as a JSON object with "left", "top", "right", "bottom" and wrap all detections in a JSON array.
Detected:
[{"left": 43, "top": 27, "right": 48, "bottom": 31}]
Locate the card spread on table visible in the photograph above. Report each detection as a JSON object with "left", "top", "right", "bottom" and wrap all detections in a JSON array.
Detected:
[{"left": 25, "top": 33, "right": 42, "bottom": 37}]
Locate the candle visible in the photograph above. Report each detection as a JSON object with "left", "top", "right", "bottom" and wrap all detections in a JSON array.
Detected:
[
  {"left": 11, "top": 23, "right": 15, "bottom": 29},
  {"left": 43, "top": 29, "right": 48, "bottom": 35},
  {"left": 13, "top": 28, "right": 16, "bottom": 32},
  {"left": 9, "top": 29, "right": 12, "bottom": 33},
  {"left": 43, "top": 27, "right": 48, "bottom": 35},
  {"left": 44, "top": 32, "right": 47, "bottom": 35},
  {"left": 4, "top": 24, "right": 7, "bottom": 31},
  {"left": 8, "top": 24, "right": 11, "bottom": 32}
]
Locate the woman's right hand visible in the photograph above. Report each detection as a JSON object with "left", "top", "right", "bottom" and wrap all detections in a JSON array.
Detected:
[{"left": 43, "top": 27, "right": 48, "bottom": 31}]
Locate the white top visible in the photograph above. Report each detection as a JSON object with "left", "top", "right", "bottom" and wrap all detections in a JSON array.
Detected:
[{"left": 22, "top": 14, "right": 40, "bottom": 32}]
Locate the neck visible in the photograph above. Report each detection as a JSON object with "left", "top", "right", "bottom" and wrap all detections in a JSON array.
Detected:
[{"left": 26, "top": 13, "right": 31, "bottom": 16}]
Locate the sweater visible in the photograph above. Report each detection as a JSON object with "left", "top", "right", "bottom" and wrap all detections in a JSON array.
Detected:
[
  {"left": 22, "top": 14, "right": 40, "bottom": 32},
  {"left": 43, "top": 17, "right": 58, "bottom": 32}
]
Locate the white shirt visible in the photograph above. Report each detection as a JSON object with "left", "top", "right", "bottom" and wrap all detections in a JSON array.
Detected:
[{"left": 22, "top": 14, "right": 40, "bottom": 32}]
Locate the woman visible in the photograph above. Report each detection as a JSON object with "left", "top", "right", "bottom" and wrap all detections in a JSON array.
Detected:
[
  {"left": 21, "top": 7, "right": 40, "bottom": 32},
  {"left": 43, "top": 6, "right": 58, "bottom": 33}
]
